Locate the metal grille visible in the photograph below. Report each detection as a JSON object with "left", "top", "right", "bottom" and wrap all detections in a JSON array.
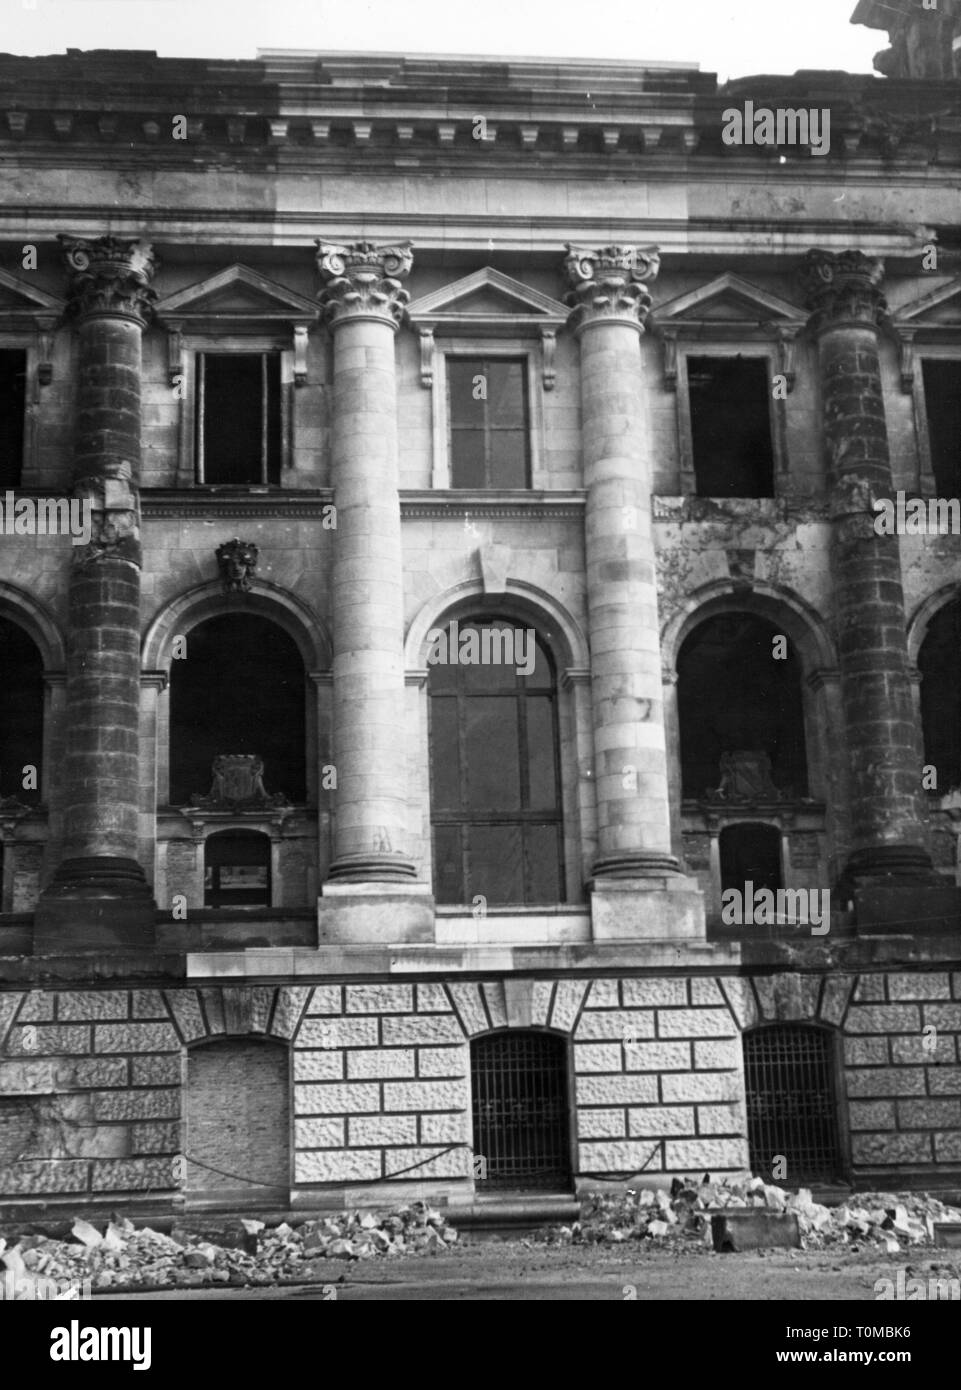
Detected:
[
  {"left": 471, "top": 1032, "right": 572, "bottom": 1190},
  {"left": 744, "top": 1024, "right": 843, "bottom": 1184}
]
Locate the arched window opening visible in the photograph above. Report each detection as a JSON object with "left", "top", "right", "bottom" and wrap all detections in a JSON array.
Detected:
[
  {"left": 470, "top": 1031, "right": 572, "bottom": 1191},
  {"left": 744, "top": 1024, "right": 843, "bottom": 1185},
  {"left": 0, "top": 617, "right": 44, "bottom": 806},
  {"left": 169, "top": 614, "right": 306, "bottom": 806},
  {"left": 919, "top": 596, "right": 961, "bottom": 796},
  {"left": 204, "top": 830, "right": 271, "bottom": 909},
  {"left": 720, "top": 822, "right": 783, "bottom": 894},
  {"left": 678, "top": 614, "right": 808, "bottom": 802},
  {"left": 428, "top": 617, "right": 564, "bottom": 905}
]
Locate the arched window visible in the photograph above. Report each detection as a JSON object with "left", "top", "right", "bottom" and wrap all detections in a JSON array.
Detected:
[
  {"left": 720, "top": 823, "right": 783, "bottom": 893},
  {"left": 677, "top": 614, "right": 808, "bottom": 801},
  {"left": 919, "top": 596, "right": 961, "bottom": 796},
  {"left": 428, "top": 617, "right": 564, "bottom": 905},
  {"left": 470, "top": 1031, "right": 572, "bottom": 1190},
  {"left": 184, "top": 1038, "right": 289, "bottom": 1206},
  {"left": 0, "top": 617, "right": 44, "bottom": 805},
  {"left": 743, "top": 1024, "right": 843, "bottom": 1184},
  {"left": 204, "top": 830, "right": 271, "bottom": 908},
  {"left": 169, "top": 614, "right": 306, "bottom": 805}
]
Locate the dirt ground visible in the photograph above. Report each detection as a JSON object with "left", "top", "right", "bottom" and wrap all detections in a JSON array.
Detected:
[{"left": 107, "top": 1237, "right": 961, "bottom": 1301}]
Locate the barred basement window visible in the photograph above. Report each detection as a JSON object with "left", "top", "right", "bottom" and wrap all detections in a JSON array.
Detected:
[
  {"left": 448, "top": 357, "right": 530, "bottom": 488},
  {"left": 470, "top": 1031, "right": 572, "bottom": 1191},
  {"left": 196, "top": 352, "right": 282, "bottom": 485},
  {"left": 204, "top": 830, "right": 270, "bottom": 908},
  {"left": 921, "top": 360, "right": 961, "bottom": 498},
  {"left": 0, "top": 350, "right": 27, "bottom": 487},
  {"left": 688, "top": 355, "right": 774, "bottom": 498},
  {"left": 744, "top": 1024, "right": 844, "bottom": 1184}
]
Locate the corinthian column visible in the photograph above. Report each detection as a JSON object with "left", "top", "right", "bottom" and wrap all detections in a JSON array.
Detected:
[
  {"left": 35, "top": 235, "right": 157, "bottom": 953},
  {"left": 800, "top": 249, "right": 941, "bottom": 910},
  {"left": 565, "top": 245, "right": 703, "bottom": 939},
  {"left": 316, "top": 239, "right": 419, "bottom": 892}
]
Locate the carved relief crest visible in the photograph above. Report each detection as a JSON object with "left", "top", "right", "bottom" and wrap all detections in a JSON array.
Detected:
[{"left": 191, "top": 754, "right": 289, "bottom": 810}]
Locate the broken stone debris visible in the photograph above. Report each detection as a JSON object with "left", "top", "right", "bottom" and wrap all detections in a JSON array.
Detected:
[
  {"left": 542, "top": 1175, "right": 961, "bottom": 1251},
  {"left": 0, "top": 1200, "right": 458, "bottom": 1297}
]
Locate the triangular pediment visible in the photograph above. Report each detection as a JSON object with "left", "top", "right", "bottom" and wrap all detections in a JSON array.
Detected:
[
  {"left": 408, "top": 267, "right": 567, "bottom": 328},
  {"left": 656, "top": 273, "right": 807, "bottom": 329},
  {"left": 894, "top": 277, "right": 961, "bottom": 329},
  {"left": 0, "top": 267, "right": 63, "bottom": 319},
  {"left": 157, "top": 265, "right": 317, "bottom": 323}
]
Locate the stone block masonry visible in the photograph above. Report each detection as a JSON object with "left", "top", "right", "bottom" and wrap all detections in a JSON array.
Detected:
[{"left": 3, "top": 970, "right": 961, "bottom": 1207}]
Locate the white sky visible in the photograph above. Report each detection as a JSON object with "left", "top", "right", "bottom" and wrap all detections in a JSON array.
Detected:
[{"left": 2, "top": 0, "right": 883, "bottom": 82}]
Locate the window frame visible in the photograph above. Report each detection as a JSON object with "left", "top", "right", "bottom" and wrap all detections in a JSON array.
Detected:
[
  {"left": 430, "top": 340, "right": 545, "bottom": 490},
  {"left": 674, "top": 344, "right": 785, "bottom": 498},
  {"left": 445, "top": 353, "right": 532, "bottom": 490},
  {"left": 910, "top": 345, "right": 961, "bottom": 496},
  {"left": 195, "top": 348, "right": 284, "bottom": 487},
  {"left": 0, "top": 336, "right": 41, "bottom": 486}
]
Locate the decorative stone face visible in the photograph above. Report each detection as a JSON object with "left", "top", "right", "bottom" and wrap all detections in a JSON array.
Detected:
[
  {"left": 58, "top": 234, "right": 157, "bottom": 326},
  {"left": 216, "top": 538, "right": 258, "bottom": 592},
  {"left": 798, "top": 249, "right": 887, "bottom": 331},
  {"left": 315, "top": 239, "right": 413, "bottom": 328},
  {"left": 563, "top": 243, "right": 660, "bottom": 332}
]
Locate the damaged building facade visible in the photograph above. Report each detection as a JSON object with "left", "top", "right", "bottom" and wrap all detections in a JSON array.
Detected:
[{"left": 0, "top": 11, "right": 960, "bottom": 1218}]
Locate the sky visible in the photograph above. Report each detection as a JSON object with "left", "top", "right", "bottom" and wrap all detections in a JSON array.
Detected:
[{"left": 2, "top": 0, "right": 884, "bottom": 82}]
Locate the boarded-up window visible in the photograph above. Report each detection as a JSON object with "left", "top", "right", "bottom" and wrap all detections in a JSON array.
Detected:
[{"left": 185, "top": 1039, "right": 289, "bottom": 1205}]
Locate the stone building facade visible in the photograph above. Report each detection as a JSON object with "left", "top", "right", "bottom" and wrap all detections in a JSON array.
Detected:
[{"left": 0, "top": 28, "right": 960, "bottom": 1216}]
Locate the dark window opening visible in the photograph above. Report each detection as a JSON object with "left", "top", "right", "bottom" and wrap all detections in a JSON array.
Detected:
[
  {"left": 470, "top": 1031, "right": 572, "bottom": 1190},
  {"left": 0, "top": 350, "right": 27, "bottom": 488},
  {"left": 0, "top": 618, "right": 44, "bottom": 805},
  {"left": 448, "top": 357, "right": 530, "bottom": 488},
  {"left": 169, "top": 614, "right": 306, "bottom": 805},
  {"left": 429, "top": 618, "right": 564, "bottom": 905},
  {"left": 677, "top": 614, "right": 808, "bottom": 800},
  {"left": 919, "top": 596, "right": 961, "bottom": 795},
  {"left": 720, "top": 822, "right": 783, "bottom": 894},
  {"left": 204, "top": 830, "right": 270, "bottom": 908},
  {"left": 744, "top": 1025, "right": 844, "bottom": 1185},
  {"left": 921, "top": 361, "right": 961, "bottom": 498},
  {"left": 197, "top": 352, "right": 281, "bottom": 486},
  {"left": 688, "top": 355, "right": 775, "bottom": 498}
]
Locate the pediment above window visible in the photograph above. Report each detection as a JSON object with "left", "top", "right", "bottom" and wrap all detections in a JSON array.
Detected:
[
  {"left": 407, "top": 267, "right": 567, "bottom": 389},
  {"left": 0, "top": 268, "right": 64, "bottom": 384},
  {"left": 654, "top": 273, "right": 807, "bottom": 391},
  {"left": 156, "top": 264, "right": 317, "bottom": 384},
  {"left": 890, "top": 278, "right": 961, "bottom": 390}
]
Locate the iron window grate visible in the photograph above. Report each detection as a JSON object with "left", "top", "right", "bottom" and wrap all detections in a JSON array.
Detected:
[
  {"left": 471, "top": 1032, "right": 572, "bottom": 1190},
  {"left": 744, "top": 1024, "right": 843, "bottom": 1184}
]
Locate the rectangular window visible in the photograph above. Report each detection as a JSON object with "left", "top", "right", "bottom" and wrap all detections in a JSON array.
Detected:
[
  {"left": 921, "top": 360, "right": 961, "bottom": 497},
  {"left": 196, "top": 352, "right": 281, "bottom": 485},
  {"left": 0, "top": 350, "right": 27, "bottom": 487},
  {"left": 688, "top": 355, "right": 774, "bottom": 498},
  {"left": 448, "top": 357, "right": 530, "bottom": 488}
]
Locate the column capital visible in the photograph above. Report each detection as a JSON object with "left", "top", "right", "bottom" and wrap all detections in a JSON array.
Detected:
[
  {"left": 59, "top": 235, "right": 157, "bottom": 326},
  {"left": 563, "top": 243, "right": 660, "bottom": 334},
  {"left": 315, "top": 239, "right": 413, "bottom": 330},
  {"left": 799, "top": 249, "right": 887, "bottom": 332}
]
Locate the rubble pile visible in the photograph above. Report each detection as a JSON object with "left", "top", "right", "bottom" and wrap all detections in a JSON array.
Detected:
[
  {"left": 0, "top": 1201, "right": 458, "bottom": 1298},
  {"left": 543, "top": 1176, "right": 961, "bottom": 1251}
]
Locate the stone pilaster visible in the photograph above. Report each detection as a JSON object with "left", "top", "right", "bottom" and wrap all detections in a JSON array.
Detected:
[
  {"left": 315, "top": 240, "right": 422, "bottom": 911},
  {"left": 565, "top": 245, "right": 703, "bottom": 940},
  {"left": 35, "top": 236, "right": 157, "bottom": 953},
  {"left": 800, "top": 249, "right": 950, "bottom": 925}
]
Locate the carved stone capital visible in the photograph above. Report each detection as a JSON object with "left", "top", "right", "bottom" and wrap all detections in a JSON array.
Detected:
[
  {"left": 799, "top": 249, "right": 887, "bottom": 332},
  {"left": 59, "top": 235, "right": 157, "bottom": 326},
  {"left": 315, "top": 239, "right": 413, "bottom": 330},
  {"left": 563, "top": 244, "right": 660, "bottom": 333}
]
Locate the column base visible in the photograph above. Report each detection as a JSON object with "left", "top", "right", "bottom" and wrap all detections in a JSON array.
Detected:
[
  {"left": 33, "top": 857, "right": 156, "bottom": 954},
  {"left": 589, "top": 874, "right": 706, "bottom": 942},
  {"left": 325, "top": 852, "right": 418, "bottom": 884},
  {"left": 318, "top": 879, "right": 434, "bottom": 944},
  {"left": 836, "top": 844, "right": 939, "bottom": 896},
  {"left": 591, "top": 851, "right": 680, "bottom": 880}
]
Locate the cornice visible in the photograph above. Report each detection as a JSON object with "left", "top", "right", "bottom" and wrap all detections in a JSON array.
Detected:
[{"left": 139, "top": 489, "right": 587, "bottom": 521}]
